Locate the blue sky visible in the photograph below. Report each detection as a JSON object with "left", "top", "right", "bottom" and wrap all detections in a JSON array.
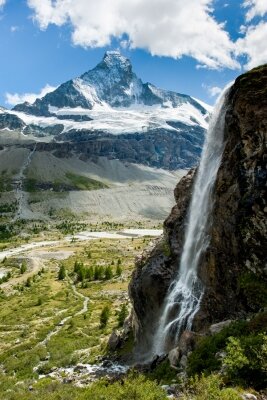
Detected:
[{"left": 0, "top": 0, "right": 266, "bottom": 107}]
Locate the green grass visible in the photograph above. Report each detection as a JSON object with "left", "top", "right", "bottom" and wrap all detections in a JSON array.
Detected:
[
  {"left": 24, "top": 178, "right": 38, "bottom": 192},
  {"left": 66, "top": 172, "right": 109, "bottom": 190},
  {"left": 0, "top": 236, "right": 151, "bottom": 380},
  {"left": 0, "top": 172, "right": 12, "bottom": 192},
  {"left": 187, "top": 313, "right": 267, "bottom": 389},
  {"left": 0, "top": 373, "right": 168, "bottom": 400},
  {"left": 0, "top": 232, "right": 264, "bottom": 399}
]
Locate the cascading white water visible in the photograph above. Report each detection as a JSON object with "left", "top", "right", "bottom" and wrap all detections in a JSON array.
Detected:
[{"left": 151, "top": 86, "right": 231, "bottom": 356}]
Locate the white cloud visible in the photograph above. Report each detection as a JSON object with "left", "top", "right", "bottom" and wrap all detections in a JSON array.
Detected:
[
  {"left": 243, "top": 0, "right": 267, "bottom": 21},
  {"left": 235, "top": 1, "right": 267, "bottom": 69},
  {"left": 236, "top": 21, "right": 267, "bottom": 69},
  {"left": 0, "top": 0, "right": 6, "bottom": 8},
  {"left": 208, "top": 86, "right": 222, "bottom": 97},
  {"left": 202, "top": 84, "right": 222, "bottom": 98},
  {"left": 27, "top": 0, "right": 239, "bottom": 70},
  {"left": 5, "top": 84, "right": 57, "bottom": 106}
]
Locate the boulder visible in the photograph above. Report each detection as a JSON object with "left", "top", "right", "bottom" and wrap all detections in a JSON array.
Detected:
[
  {"left": 242, "top": 394, "right": 258, "bottom": 400},
  {"left": 168, "top": 347, "right": 180, "bottom": 368},
  {"left": 209, "top": 320, "right": 232, "bottom": 335},
  {"left": 108, "top": 330, "right": 121, "bottom": 351}
]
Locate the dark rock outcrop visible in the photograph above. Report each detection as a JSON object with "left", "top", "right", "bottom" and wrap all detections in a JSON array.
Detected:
[
  {"left": 17, "top": 126, "right": 204, "bottom": 170},
  {"left": 129, "top": 65, "right": 267, "bottom": 352},
  {"left": 194, "top": 64, "right": 267, "bottom": 329},
  {"left": 0, "top": 113, "right": 25, "bottom": 130}
]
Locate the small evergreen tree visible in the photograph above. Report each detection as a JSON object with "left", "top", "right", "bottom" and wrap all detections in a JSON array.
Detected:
[
  {"left": 116, "top": 264, "right": 122, "bottom": 277},
  {"left": 117, "top": 303, "right": 128, "bottom": 327},
  {"left": 94, "top": 265, "right": 104, "bottom": 280},
  {"left": 86, "top": 266, "right": 94, "bottom": 281},
  {"left": 25, "top": 277, "right": 31, "bottom": 287},
  {"left": 104, "top": 265, "right": 113, "bottom": 280},
  {"left": 20, "top": 261, "right": 27, "bottom": 274},
  {"left": 100, "top": 305, "right": 110, "bottom": 328},
  {"left": 94, "top": 266, "right": 100, "bottom": 280},
  {"left": 73, "top": 260, "right": 80, "bottom": 273},
  {"left": 58, "top": 264, "right": 66, "bottom": 280}
]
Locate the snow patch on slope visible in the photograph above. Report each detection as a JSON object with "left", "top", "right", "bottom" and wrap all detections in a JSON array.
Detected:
[{"left": 10, "top": 100, "right": 208, "bottom": 136}]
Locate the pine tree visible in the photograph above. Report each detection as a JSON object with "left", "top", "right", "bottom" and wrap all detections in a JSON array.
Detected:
[
  {"left": 104, "top": 265, "right": 113, "bottom": 280},
  {"left": 94, "top": 266, "right": 100, "bottom": 280},
  {"left": 100, "top": 305, "right": 110, "bottom": 328},
  {"left": 74, "top": 260, "right": 80, "bottom": 273},
  {"left": 117, "top": 303, "right": 128, "bottom": 327},
  {"left": 116, "top": 264, "right": 122, "bottom": 277},
  {"left": 20, "top": 261, "right": 27, "bottom": 274},
  {"left": 58, "top": 264, "right": 66, "bottom": 280},
  {"left": 25, "top": 277, "right": 31, "bottom": 287}
]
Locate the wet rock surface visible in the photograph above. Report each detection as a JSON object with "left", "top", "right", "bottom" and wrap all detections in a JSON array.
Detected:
[
  {"left": 129, "top": 170, "right": 195, "bottom": 353},
  {"left": 195, "top": 65, "right": 267, "bottom": 329},
  {"left": 39, "top": 362, "right": 129, "bottom": 386},
  {"left": 129, "top": 65, "right": 267, "bottom": 350}
]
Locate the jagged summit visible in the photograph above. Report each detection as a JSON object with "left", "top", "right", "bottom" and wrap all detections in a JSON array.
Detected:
[
  {"left": 82, "top": 51, "right": 135, "bottom": 83},
  {"left": 13, "top": 51, "right": 207, "bottom": 117},
  {"left": 100, "top": 51, "right": 132, "bottom": 70}
]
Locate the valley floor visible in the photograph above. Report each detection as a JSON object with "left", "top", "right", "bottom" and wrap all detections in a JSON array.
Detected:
[
  {"left": 0, "top": 228, "right": 266, "bottom": 400},
  {"left": 0, "top": 230, "right": 159, "bottom": 397}
]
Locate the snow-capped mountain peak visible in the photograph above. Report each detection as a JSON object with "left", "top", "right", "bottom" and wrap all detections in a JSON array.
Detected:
[{"left": 13, "top": 51, "right": 209, "bottom": 116}]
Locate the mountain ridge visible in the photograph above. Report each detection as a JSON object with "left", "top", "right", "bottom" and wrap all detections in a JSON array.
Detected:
[
  {"left": 13, "top": 51, "right": 208, "bottom": 117},
  {"left": 0, "top": 51, "right": 210, "bottom": 172}
]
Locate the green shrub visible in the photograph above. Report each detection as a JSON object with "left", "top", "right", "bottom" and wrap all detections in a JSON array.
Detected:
[
  {"left": 147, "top": 359, "right": 178, "bottom": 384},
  {"left": 0, "top": 374, "right": 168, "bottom": 400},
  {"left": 36, "top": 297, "right": 43, "bottom": 306},
  {"left": 187, "top": 321, "right": 248, "bottom": 375},
  {"left": 223, "top": 333, "right": 267, "bottom": 389},
  {"left": 65, "top": 172, "right": 109, "bottom": 191},
  {"left": 58, "top": 265, "right": 66, "bottom": 280},
  {"left": 187, "top": 315, "right": 267, "bottom": 390},
  {"left": 20, "top": 261, "right": 27, "bottom": 274},
  {"left": 104, "top": 265, "right": 113, "bottom": 280},
  {"left": 181, "top": 374, "right": 241, "bottom": 400},
  {"left": 25, "top": 277, "right": 31, "bottom": 287}
]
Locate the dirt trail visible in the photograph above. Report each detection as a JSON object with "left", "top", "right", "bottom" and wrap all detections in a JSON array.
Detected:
[
  {"left": 0, "top": 240, "right": 62, "bottom": 262},
  {"left": 0, "top": 229, "right": 162, "bottom": 263},
  {"left": 1, "top": 257, "right": 44, "bottom": 290}
]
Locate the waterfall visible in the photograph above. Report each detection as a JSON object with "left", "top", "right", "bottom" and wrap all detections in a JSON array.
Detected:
[{"left": 151, "top": 86, "right": 231, "bottom": 356}]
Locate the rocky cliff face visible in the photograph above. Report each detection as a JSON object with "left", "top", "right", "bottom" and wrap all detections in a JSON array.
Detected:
[{"left": 129, "top": 65, "right": 267, "bottom": 354}]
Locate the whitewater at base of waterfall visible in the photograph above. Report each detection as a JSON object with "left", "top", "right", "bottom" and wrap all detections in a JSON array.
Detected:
[{"left": 150, "top": 85, "right": 231, "bottom": 358}]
